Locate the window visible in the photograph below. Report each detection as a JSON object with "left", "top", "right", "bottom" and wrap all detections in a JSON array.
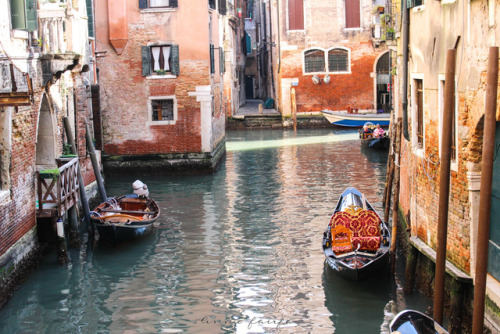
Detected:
[
  {"left": 304, "top": 49, "right": 325, "bottom": 73},
  {"left": 10, "top": 0, "right": 37, "bottom": 31},
  {"left": 328, "top": 49, "right": 349, "bottom": 72},
  {"left": 210, "top": 44, "right": 215, "bottom": 74},
  {"left": 304, "top": 48, "right": 350, "bottom": 74},
  {"left": 288, "top": 0, "right": 304, "bottom": 30},
  {"left": 152, "top": 99, "right": 174, "bottom": 121},
  {"left": 139, "top": 0, "right": 177, "bottom": 9},
  {"left": 407, "top": 0, "right": 423, "bottom": 8},
  {"left": 209, "top": 0, "right": 216, "bottom": 9},
  {"left": 415, "top": 79, "right": 424, "bottom": 147},
  {"left": 345, "top": 0, "right": 360, "bottom": 29},
  {"left": 141, "top": 44, "right": 179, "bottom": 77}
]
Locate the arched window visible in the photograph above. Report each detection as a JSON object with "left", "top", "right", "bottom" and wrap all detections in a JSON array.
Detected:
[
  {"left": 328, "top": 49, "right": 349, "bottom": 72},
  {"left": 304, "top": 49, "right": 325, "bottom": 73}
]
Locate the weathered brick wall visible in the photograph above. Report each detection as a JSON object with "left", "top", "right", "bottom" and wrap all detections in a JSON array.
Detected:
[
  {"left": 277, "top": 0, "right": 386, "bottom": 114},
  {"left": 97, "top": 7, "right": 221, "bottom": 156}
]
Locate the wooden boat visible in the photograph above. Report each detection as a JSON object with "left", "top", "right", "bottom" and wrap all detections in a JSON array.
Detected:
[
  {"left": 322, "top": 109, "right": 390, "bottom": 127},
  {"left": 91, "top": 194, "right": 160, "bottom": 245},
  {"left": 390, "top": 310, "right": 449, "bottom": 334},
  {"left": 322, "top": 187, "right": 391, "bottom": 280},
  {"left": 359, "top": 123, "right": 390, "bottom": 150}
]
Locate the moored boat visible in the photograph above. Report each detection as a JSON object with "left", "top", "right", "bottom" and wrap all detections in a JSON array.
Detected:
[
  {"left": 322, "top": 187, "right": 391, "bottom": 280},
  {"left": 91, "top": 191, "right": 160, "bottom": 245},
  {"left": 322, "top": 110, "right": 390, "bottom": 127},
  {"left": 390, "top": 310, "right": 449, "bottom": 334}
]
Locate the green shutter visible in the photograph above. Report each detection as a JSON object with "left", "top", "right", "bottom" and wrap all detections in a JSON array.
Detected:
[
  {"left": 210, "top": 44, "right": 215, "bottom": 74},
  {"left": 10, "top": 0, "right": 27, "bottom": 30},
  {"left": 86, "top": 0, "right": 94, "bottom": 37},
  {"left": 25, "top": 0, "right": 37, "bottom": 31},
  {"left": 219, "top": 47, "right": 225, "bottom": 73},
  {"left": 171, "top": 44, "right": 179, "bottom": 76},
  {"left": 141, "top": 46, "right": 151, "bottom": 76}
]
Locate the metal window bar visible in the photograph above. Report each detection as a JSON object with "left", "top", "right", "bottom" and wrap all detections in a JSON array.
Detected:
[
  {"left": 152, "top": 99, "right": 174, "bottom": 121},
  {"left": 305, "top": 50, "right": 325, "bottom": 73},
  {"left": 328, "top": 50, "right": 348, "bottom": 72}
]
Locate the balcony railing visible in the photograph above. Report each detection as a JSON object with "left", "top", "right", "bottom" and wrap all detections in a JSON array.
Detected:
[
  {"left": 38, "top": 3, "right": 66, "bottom": 54},
  {"left": 36, "top": 158, "right": 80, "bottom": 218}
]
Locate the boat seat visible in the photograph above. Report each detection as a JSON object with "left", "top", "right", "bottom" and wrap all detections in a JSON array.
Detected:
[
  {"left": 331, "top": 210, "right": 381, "bottom": 252},
  {"left": 330, "top": 225, "right": 353, "bottom": 254}
]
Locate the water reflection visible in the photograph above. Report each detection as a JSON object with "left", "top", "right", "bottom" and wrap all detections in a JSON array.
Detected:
[{"left": 0, "top": 128, "right": 432, "bottom": 334}]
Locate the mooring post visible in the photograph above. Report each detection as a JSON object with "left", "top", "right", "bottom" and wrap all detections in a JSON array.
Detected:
[
  {"left": 85, "top": 123, "right": 107, "bottom": 202},
  {"left": 56, "top": 217, "right": 69, "bottom": 264},
  {"left": 434, "top": 48, "right": 456, "bottom": 325},
  {"left": 67, "top": 205, "right": 80, "bottom": 247},
  {"left": 390, "top": 119, "right": 402, "bottom": 266},
  {"left": 384, "top": 118, "right": 396, "bottom": 222},
  {"left": 472, "top": 46, "right": 498, "bottom": 334},
  {"left": 63, "top": 117, "right": 93, "bottom": 232},
  {"left": 291, "top": 88, "right": 297, "bottom": 131}
]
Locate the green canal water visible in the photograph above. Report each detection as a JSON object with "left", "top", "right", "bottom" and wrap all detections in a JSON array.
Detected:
[{"left": 0, "top": 128, "right": 431, "bottom": 333}]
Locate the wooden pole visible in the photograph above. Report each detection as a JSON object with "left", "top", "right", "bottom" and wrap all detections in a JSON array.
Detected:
[
  {"left": 85, "top": 123, "right": 107, "bottom": 202},
  {"left": 63, "top": 117, "right": 92, "bottom": 231},
  {"left": 390, "top": 119, "right": 402, "bottom": 258},
  {"left": 433, "top": 48, "right": 456, "bottom": 325},
  {"left": 472, "top": 46, "right": 498, "bottom": 334},
  {"left": 384, "top": 118, "right": 396, "bottom": 222},
  {"left": 291, "top": 88, "right": 297, "bottom": 131}
]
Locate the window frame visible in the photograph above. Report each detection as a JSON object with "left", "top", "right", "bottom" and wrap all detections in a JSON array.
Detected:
[
  {"left": 411, "top": 74, "right": 425, "bottom": 157},
  {"left": 345, "top": 0, "right": 361, "bottom": 30},
  {"left": 303, "top": 47, "right": 351, "bottom": 75},
  {"left": 139, "top": 0, "right": 178, "bottom": 11},
  {"left": 288, "top": 0, "right": 305, "bottom": 31},
  {"left": 142, "top": 43, "right": 179, "bottom": 78},
  {"left": 147, "top": 96, "right": 178, "bottom": 126}
]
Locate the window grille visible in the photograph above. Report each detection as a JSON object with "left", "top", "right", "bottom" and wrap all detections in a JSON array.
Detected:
[
  {"left": 152, "top": 99, "right": 174, "bottom": 121},
  {"left": 328, "top": 49, "right": 348, "bottom": 72},
  {"left": 304, "top": 49, "right": 325, "bottom": 73}
]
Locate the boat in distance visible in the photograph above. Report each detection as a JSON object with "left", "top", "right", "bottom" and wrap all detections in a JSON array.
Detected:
[
  {"left": 91, "top": 194, "right": 160, "bottom": 245},
  {"left": 322, "top": 187, "right": 391, "bottom": 281},
  {"left": 390, "top": 309, "right": 449, "bottom": 334},
  {"left": 322, "top": 109, "right": 390, "bottom": 127}
]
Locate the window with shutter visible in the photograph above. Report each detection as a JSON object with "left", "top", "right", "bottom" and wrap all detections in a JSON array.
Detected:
[
  {"left": 10, "top": 0, "right": 27, "bottom": 30},
  {"left": 345, "top": 0, "right": 361, "bottom": 29},
  {"left": 139, "top": 0, "right": 178, "bottom": 9},
  {"left": 86, "top": 0, "right": 94, "bottom": 37},
  {"left": 142, "top": 44, "right": 179, "bottom": 77},
  {"left": 210, "top": 44, "right": 215, "bottom": 74},
  {"left": 220, "top": 47, "right": 225, "bottom": 73},
  {"left": 25, "top": 0, "right": 37, "bottom": 32},
  {"left": 288, "top": 0, "right": 304, "bottom": 30}
]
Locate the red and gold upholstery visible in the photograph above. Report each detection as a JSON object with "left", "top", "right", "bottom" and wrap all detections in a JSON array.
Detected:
[
  {"left": 330, "top": 225, "right": 353, "bottom": 253},
  {"left": 330, "top": 209, "right": 381, "bottom": 252}
]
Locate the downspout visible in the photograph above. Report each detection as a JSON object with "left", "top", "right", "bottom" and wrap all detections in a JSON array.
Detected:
[
  {"left": 276, "top": 0, "right": 281, "bottom": 74},
  {"left": 402, "top": 0, "right": 410, "bottom": 140}
]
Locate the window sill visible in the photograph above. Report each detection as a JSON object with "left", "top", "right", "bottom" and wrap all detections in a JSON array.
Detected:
[
  {"left": 140, "top": 8, "right": 178, "bottom": 14},
  {"left": 147, "top": 120, "right": 177, "bottom": 126},
  {"left": 146, "top": 74, "right": 176, "bottom": 80},
  {"left": 0, "top": 190, "right": 11, "bottom": 206},
  {"left": 12, "top": 30, "right": 29, "bottom": 39},
  {"left": 411, "top": 5, "right": 425, "bottom": 12},
  {"left": 303, "top": 71, "right": 351, "bottom": 76},
  {"left": 343, "top": 28, "right": 363, "bottom": 32}
]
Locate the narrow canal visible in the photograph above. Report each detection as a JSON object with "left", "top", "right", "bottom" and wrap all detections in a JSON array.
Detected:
[{"left": 0, "top": 128, "right": 431, "bottom": 333}]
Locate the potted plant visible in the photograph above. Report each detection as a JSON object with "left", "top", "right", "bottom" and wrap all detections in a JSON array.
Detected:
[
  {"left": 386, "top": 28, "right": 395, "bottom": 40},
  {"left": 156, "top": 69, "right": 166, "bottom": 75}
]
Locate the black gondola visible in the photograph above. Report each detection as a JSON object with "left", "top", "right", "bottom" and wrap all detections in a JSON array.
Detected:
[
  {"left": 91, "top": 194, "right": 160, "bottom": 245},
  {"left": 322, "top": 187, "right": 391, "bottom": 281},
  {"left": 390, "top": 310, "right": 449, "bottom": 334},
  {"left": 359, "top": 122, "right": 390, "bottom": 150}
]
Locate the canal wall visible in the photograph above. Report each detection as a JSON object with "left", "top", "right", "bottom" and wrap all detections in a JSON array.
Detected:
[{"left": 226, "top": 114, "right": 332, "bottom": 130}]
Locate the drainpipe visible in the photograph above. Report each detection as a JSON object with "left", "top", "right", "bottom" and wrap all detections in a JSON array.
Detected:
[{"left": 401, "top": 0, "right": 410, "bottom": 140}]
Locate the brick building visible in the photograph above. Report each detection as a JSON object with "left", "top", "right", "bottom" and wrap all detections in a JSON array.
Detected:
[
  {"left": 271, "top": 0, "right": 391, "bottom": 117},
  {"left": 95, "top": 0, "right": 227, "bottom": 172},
  {"left": 391, "top": 0, "right": 500, "bottom": 330},
  {"left": 0, "top": 0, "right": 98, "bottom": 306}
]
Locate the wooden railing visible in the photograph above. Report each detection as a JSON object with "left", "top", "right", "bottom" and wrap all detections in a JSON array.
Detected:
[{"left": 36, "top": 158, "right": 80, "bottom": 218}]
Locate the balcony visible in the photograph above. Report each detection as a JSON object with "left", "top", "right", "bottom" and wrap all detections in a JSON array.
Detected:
[{"left": 36, "top": 158, "right": 80, "bottom": 218}]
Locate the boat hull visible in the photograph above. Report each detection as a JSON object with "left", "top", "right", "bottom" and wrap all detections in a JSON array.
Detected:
[
  {"left": 322, "top": 111, "right": 390, "bottom": 127},
  {"left": 94, "top": 221, "right": 155, "bottom": 245},
  {"left": 361, "top": 136, "right": 390, "bottom": 150},
  {"left": 322, "top": 187, "right": 391, "bottom": 281},
  {"left": 390, "top": 310, "right": 449, "bottom": 334}
]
